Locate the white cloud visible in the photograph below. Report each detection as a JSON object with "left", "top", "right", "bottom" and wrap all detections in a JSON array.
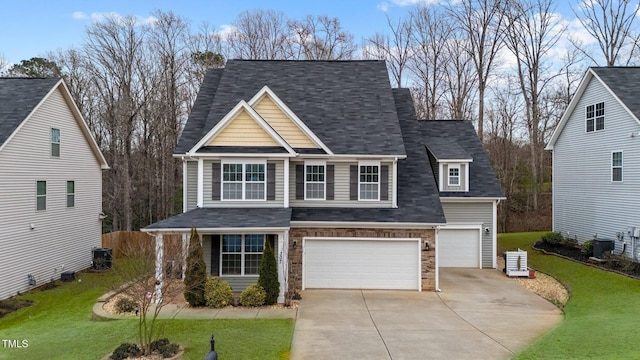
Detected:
[
  {"left": 390, "top": 0, "right": 441, "bottom": 6},
  {"left": 71, "top": 11, "right": 157, "bottom": 26},
  {"left": 72, "top": 11, "right": 88, "bottom": 20},
  {"left": 377, "top": 2, "right": 389, "bottom": 12},
  {"left": 216, "top": 24, "right": 238, "bottom": 41}
]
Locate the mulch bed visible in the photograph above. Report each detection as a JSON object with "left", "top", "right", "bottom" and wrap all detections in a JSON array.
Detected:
[
  {"left": 533, "top": 240, "right": 640, "bottom": 279},
  {"left": 0, "top": 298, "right": 34, "bottom": 318}
]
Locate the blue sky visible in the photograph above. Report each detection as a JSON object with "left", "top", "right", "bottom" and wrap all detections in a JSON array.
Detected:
[{"left": 1, "top": 0, "right": 578, "bottom": 65}]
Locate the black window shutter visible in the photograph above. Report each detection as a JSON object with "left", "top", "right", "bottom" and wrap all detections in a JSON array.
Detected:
[
  {"left": 211, "top": 235, "right": 221, "bottom": 276},
  {"left": 349, "top": 165, "right": 358, "bottom": 200},
  {"left": 380, "top": 165, "right": 389, "bottom": 201},
  {"left": 296, "top": 164, "right": 304, "bottom": 200},
  {"left": 267, "top": 162, "right": 276, "bottom": 200},
  {"left": 212, "top": 162, "right": 221, "bottom": 201},
  {"left": 326, "top": 165, "right": 335, "bottom": 200}
]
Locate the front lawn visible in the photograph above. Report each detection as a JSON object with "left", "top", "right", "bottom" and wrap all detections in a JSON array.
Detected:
[
  {"left": 500, "top": 232, "right": 640, "bottom": 359},
  {"left": 0, "top": 270, "right": 293, "bottom": 360}
]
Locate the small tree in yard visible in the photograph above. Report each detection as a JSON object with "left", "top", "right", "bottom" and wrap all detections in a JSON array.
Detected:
[
  {"left": 184, "top": 228, "right": 207, "bottom": 306},
  {"left": 259, "top": 240, "right": 280, "bottom": 305}
]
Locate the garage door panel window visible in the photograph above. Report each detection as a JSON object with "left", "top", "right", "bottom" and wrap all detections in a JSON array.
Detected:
[{"left": 221, "top": 234, "right": 264, "bottom": 275}]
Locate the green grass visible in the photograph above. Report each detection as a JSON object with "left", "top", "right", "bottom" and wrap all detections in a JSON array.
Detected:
[
  {"left": 500, "top": 232, "right": 640, "bottom": 359},
  {"left": 0, "top": 270, "right": 293, "bottom": 360}
]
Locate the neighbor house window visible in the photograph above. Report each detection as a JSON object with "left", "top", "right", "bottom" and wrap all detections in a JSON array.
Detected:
[
  {"left": 448, "top": 165, "right": 460, "bottom": 186},
  {"left": 305, "top": 162, "right": 325, "bottom": 200},
  {"left": 51, "top": 128, "right": 60, "bottom": 157},
  {"left": 359, "top": 162, "right": 379, "bottom": 200},
  {"left": 586, "top": 102, "right": 604, "bottom": 132},
  {"left": 612, "top": 151, "right": 623, "bottom": 182},
  {"left": 222, "top": 161, "right": 265, "bottom": 200},
  {"left": 36, "top": 181, "right": 46, "bottom": 211},
  {"left": 66, "top": 181, "right": 75, "bottom": 208},
  {"left": 221, "top": 234, "right": 264, "bottom": 276}
]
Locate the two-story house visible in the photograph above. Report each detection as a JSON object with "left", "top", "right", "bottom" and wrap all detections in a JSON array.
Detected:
[
  {"left": 547, "top": 67, "right": 640, "bottom": 259},
  {"left": 143, "top": 60, "right": 503, "bottom": 302},
  {"left": 0, "top": 78, "right": 109, "bottom": 300}
]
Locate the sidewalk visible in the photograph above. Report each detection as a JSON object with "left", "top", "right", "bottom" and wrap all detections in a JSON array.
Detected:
[{"left": 92, "top": 292, "right": 297, "bottom": 321}]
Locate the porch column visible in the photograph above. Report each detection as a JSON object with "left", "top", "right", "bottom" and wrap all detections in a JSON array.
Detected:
[
  {"left": 154, "top": 233, "right": 164, "bottom": 304},
  {"left": 277, "top": 231, "right": 288, "bottom": 303},
  {"left": 182, "top": 233, "right": 189, "bottom": 279}
]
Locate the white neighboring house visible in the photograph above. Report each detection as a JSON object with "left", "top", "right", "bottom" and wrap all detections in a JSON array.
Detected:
[
  {"left": 547, "top": 67, "right": 640, "bottom": 259},
  {"left": 0, "top": 78, "right": 109, "bottom": 300}
]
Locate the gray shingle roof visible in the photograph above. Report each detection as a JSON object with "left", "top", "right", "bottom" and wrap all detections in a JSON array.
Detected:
[
  {"left": 175, "top": 60, "right": 406, "bottom": 156},
  {"left": 591, "top": 67, "right": 640, "bottom": 120},
  {"left": 425, "top": 137, "right": 472, "bottom": 160},
  {"left": 0, "top": 78, "right": 60, "bottom": 147},
  {"left": 419, "top": 120, "right": 504, "bottom": 198},
  {"left": 142, "top": 207, "right": 292, "bottom": 231}
]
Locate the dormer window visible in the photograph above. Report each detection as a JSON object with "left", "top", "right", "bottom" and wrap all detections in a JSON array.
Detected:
[
  {"left": 448, "top": 165, "right": 460, "bottom": 186},
  {"left": 586, "top": 102, "right": 604, "bottom": 132}
]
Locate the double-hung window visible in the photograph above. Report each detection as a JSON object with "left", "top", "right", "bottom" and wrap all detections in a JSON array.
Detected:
[
  {"left": 66, "top": 181, "right": 75, "bottom": 208},
  {"left": 448, "top": 165, "right": 460, "bottom": 186},
  {"left": 586, "top": 102, "right": 605, "bottom": 132},
  {"left": 36, "top": 181, "right": 46, "bottom": 211},
  {"left": 51, "top": 128, "right": 60, "bottom": 157},
  {"left": 221, "top": 234, "right": 264, "bottom": 275},
  {"left": 305, "top": 161, "right": 325, "bottom": 200},
  {"left": 612, "top": 151, "right": 623, "bottom": 182},
  {"left": 359, "top": 162, "right": 380, "bottom": 200},
  {"left": 222, "top": 161, "right": 266, "bottom": 200}
]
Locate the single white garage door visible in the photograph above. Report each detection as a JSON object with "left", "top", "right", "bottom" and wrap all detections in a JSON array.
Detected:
[
  {"left": 304, "top": 239, "right": 420, "bottom": 290},
  {"left": 439, "top": 229, "right": 480, "bottom": 268}
]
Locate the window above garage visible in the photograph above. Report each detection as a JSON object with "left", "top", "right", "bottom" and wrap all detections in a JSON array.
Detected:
[{"left": 439, "top": 162, "right": 470, "bottom": 192}]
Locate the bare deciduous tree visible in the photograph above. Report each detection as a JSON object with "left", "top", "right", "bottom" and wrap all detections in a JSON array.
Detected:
[
  {"left": 289, "top": 15, "right": 357, "bottom": 60},
  {"left": 229, "top": 9, "right": 293, "bottom": 60},
  {"left": 572, "top": 0, "right": 640, "bottom": 66},
  {"left": 364, "top": 14, "right": 413, "bottom": 87}
]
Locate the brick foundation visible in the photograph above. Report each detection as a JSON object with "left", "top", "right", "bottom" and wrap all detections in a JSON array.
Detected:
[{"left": 287, "top": 228, "right": 436, "bottom": 296}]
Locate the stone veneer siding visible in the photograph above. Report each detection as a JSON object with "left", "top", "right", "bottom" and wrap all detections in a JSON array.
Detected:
[{"left": 287, "top": 228, "right": 436, "bottom": 296}]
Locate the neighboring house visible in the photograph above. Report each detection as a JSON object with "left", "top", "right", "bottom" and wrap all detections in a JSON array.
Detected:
[
  {"left": 0, "top": 78, "right": 109, "bottom": 301},
  {"left": 142, "top": 60, "right": 503, "bottom": 302},
  {"left": 547, "top": 67, "right": 640, "bottom": 259}
]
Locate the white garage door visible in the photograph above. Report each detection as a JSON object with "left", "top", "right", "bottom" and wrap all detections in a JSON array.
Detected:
[
  {"left": 304, "top": 239, "right": 420, "bottom": 290},
  {"left": 439, "top": 229, "right": 480, "bottom": 268}
]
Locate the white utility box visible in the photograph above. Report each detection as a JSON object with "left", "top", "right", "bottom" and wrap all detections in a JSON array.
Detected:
[{"left": 504, "top": 249, "right": 530, "bottom": 277}]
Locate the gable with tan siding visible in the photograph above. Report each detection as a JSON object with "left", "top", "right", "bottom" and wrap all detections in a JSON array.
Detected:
[
  {"left": 209, "top": 108, "right": 281, "bottom": 147},
  {"left": 252, "top": 95, "right": 318, "bottom": 148}
]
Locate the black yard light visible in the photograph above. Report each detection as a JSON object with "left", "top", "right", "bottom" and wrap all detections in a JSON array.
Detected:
[{"left": 204, "top": 334, "right": 218, "bottom": 360}]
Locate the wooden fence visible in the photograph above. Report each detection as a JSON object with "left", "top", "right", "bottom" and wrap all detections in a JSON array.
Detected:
[{"left": 101, "top": 231, "right": 183, "bottom": 259}]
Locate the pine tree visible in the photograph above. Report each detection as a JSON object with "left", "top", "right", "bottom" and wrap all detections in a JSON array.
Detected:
[
  {"left": 183, "top": 228, "right": 207, "bottom": 306},
  {"left": 258, "top": 240, "right": 280, "bottom": 305}
]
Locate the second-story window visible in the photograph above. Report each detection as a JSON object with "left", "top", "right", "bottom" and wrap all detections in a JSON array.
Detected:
[
  {"left": 222, "top": 162, "right": 266, "bottom": 200},
  {"left": 305, "top": 161, "right": 325, "bottom": 200},
  {"left": 586, "top": 102, "right": 604, "bottom": 132},
  {"left": 359, "top": 162, "right": 380, "bottom": 200},
  {"left": 51, "top": 128, "right": 60, "bottom": 157}
]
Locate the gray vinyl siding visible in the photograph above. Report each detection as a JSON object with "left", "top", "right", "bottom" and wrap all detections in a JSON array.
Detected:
[
  {"left": 0, "top": 88, "right": 103, "bottom": 301},
  {"left": 289, "top": 161, "right": 393, "bottom": 207},
  {"left": 441, "top": 202, "right": 494, "bottom": 268},
  {"left": 202, "top": 235, "right": 212, "bottom": 275},
  {"left": 553, "top": 76, "right": 640, "bottom": 258},
  {"left": 185, "top": 161, "right": 198, "bottom": 211},
  {"left": 442, "top": 163, "right": 467, "bottom": 191},
  {"left": 202, "top": 160, "right": 284, "bottom": 207}
]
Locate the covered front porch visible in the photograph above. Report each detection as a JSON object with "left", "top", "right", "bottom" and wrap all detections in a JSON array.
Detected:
[{"left": 142, "top": 207, "right": 292, "bottom": 303}]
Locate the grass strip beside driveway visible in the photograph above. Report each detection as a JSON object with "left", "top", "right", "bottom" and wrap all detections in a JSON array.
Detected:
[
  {"left": 0, "top": 270, "right": 293, "bottom": 360},
  {"left": 500, "top": 232, "right": 640, "bottom": 359}
]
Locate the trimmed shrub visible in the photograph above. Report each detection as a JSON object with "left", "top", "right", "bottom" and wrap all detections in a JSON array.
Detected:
[
  {"left": 259, "top": 240, "right": 280, "bottom": 305},
  {"left": 204, "top": 277, "right": 233, "bottom": 308},
  {"left": 240, "top": 284, "right": 266, "bottom": 307},
  {"left": 184, "top": 228, "right": 208, "bottom": 306},
  {"left": 561, "top": 236, "right": 578, "bottom": 249},
  {"left": 114, "top": 296, "right": 137, "bottom": 313},
  {"left": 110, "top": 343, "right": 141, "bottom": 360},
  {"left": 581, "top": 240, "right": 595, "bottom": 257},
  {"left": 151, "top": 338, "right": 179, "bottom": 358},
  {"left": 541, "top": 232, "right": 564, "bottom": 246}
]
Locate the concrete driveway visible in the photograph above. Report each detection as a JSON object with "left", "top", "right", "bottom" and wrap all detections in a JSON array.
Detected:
[{"left": 290, "top": 268, "right": 563, "bottom": 360}]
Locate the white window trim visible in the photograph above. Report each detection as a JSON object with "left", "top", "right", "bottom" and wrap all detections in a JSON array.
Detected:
[
  {"left": 36, "top": 180, "right": 46, "bottom": 211},
  {"left": 586, "top": 102, "right": 605, "bottom": 133},
  {"left": 304, "top": 160, "right": 326, "bottom": 200},
  {"left": 221, "top": 159, "right": 267, "bottom": 201},
  {"left": 51, "top": 128, "right": 60, "bottom": 158},
  {"left": 66, "top": 180, "right": 75, "bottom": 208},
  {"left": 612, "top": 150, "right": 623, "bottom": 182},
  {"left": 448, "top": 164, "right": 461, "bottom": 187},
  {"left": 358, "top": 160, "right": 380, "bottom": 201},
  {"left": 220, "top": 234, "right": 264, "bottom": 276}
]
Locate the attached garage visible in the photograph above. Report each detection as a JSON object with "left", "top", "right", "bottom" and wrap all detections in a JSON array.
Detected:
[
  {"left": 303, "top": 238, "right": 421, "bottom": 290},
  {"left": 438, "top": 228, "right": 481, "bottom": 268}
]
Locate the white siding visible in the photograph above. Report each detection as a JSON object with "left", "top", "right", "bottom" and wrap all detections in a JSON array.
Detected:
[
  {"left": 441, "top": 202, "right": 494, "bottom": 268},
  {"left": 202, "top": 159, "right": 284, "bottom": 207},
  {"left": 289, "top": 161, "right": 393, "bottom": 207},
  {"left": 0, "top": 88, "right": 103, "bottom": 300},
  {"left": 553, "top": 76, "right": 640, "bottom": 258}
]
